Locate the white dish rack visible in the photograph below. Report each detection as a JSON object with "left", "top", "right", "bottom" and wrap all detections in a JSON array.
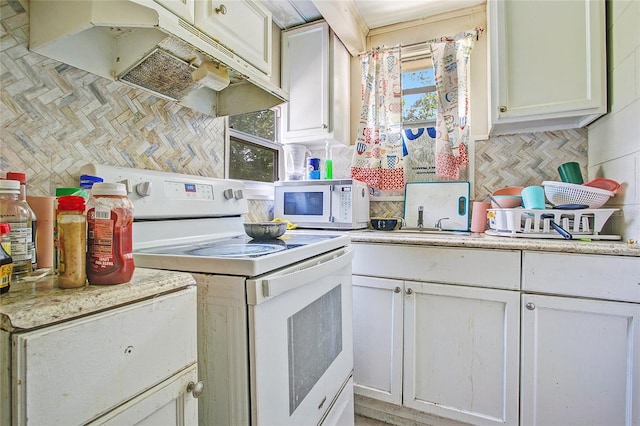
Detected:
[{"left": 486, "top": 208, "right": 620, "bottom": 240}]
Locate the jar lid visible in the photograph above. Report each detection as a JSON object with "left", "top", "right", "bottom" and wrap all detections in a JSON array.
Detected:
[
  {"left": 0, "top": 179, "right": 20, "bottom": 193},
  {"left": 5, "top": 172, "right": 26, "bottom": 184},
  {"left": 56, "top": 187, "right": 85, "bottom": 197},
  {"left": 0, "top": 223, "right": 11, "bottom": 234},
  {"left": 90, "top": 182, "right": 127, "bottom": 196},
  {"left": 57, "top": 195, "right": 86, "bottom": 211}
]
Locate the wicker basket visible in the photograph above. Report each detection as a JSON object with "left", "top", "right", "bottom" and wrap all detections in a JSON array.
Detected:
[{"left": 542, "top": 181, "right": 613, "bottom": 208}]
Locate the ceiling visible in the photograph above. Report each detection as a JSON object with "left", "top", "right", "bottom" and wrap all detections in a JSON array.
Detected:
[{"left": 264, "top": 0, "right": 485, "bottom": 30}]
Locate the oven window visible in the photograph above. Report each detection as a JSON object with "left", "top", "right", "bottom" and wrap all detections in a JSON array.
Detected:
[
  {"left": 283, "top": 192, "right": 324, "bottom": 216},
  {"left": 288, "top": 285, "right": 342, "bottom": 414}
]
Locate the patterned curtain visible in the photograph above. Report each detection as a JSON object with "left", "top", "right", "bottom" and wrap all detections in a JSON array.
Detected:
[
  {"left": 429, "top": 30, "right": 477, "bottom": 180},
  {"left": 350, "top": 46, "right": 404, "bottom": 191}
]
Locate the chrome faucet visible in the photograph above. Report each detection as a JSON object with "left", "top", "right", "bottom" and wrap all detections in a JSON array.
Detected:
[
  {"left": 435, "top": 217, "right": 449, "bottom": 230},
  {"left": 417, "top": 206, "right": 424, "bottom": 228}
]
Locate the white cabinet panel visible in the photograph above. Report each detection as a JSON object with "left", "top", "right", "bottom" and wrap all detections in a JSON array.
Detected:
[
  {"left": 403, "top": 281, "right": 520, "bottom": 426},
  {"left": 195, "top": 0, "right": 272, "bottom": 74},
  {"left": 489, "top": 0, "right": 606, "bottom": 135},
  {"left": 281, "top": 21, "right": 350, "bottom": 145},
  {"left": 154, "top": 0, "right": 195, "bottom": 23},
  {"left": 352, "top": 275, "right": 403, "bottom": 404},
  {"left": 521, "top": 294, "right": 640, "bottom": 426}
]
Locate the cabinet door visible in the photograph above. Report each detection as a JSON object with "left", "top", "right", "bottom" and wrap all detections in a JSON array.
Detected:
[
  {"left": 521, "top": 294, "right": 640, "bottom": 426},
  {"left": 154, "top": 0, "right": 195, "bottom": 23},
  {"left": 195, "top": 0, "right": 271, "bottom": 74},
  {"left": 489, "top": 0, "right": 605, "bottom": 134},
  {"left": 281, "top": 22, "right": 330, "bottom": 141},
  {"left": 89, "top": 364, "right": 199, "bottom": 425},
  {"left": 403, "top": 282, "right": 520, "bottom": 426},
  {"left": 352, "top": 275, "right": 403, "bottom": 404}
]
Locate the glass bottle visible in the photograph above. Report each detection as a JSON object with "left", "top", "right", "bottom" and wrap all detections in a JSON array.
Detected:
[
  {"left": 57, "top": 196, "right": 87, "bottom": 289},
  {"left": 86, "top": 183, "right": 135, "bottom": 285},
  {"left": 0, "top": 180, "right": 32, "bottom": 279},
  {"left": 0, "top": 222, "right": 13, "bottom": 294},
  {"left": 6, "top": 172, "right": 37, "bottom": 270}
]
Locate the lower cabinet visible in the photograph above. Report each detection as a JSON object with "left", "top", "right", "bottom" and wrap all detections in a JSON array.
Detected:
[
  {"left": 3, "top": 287, "right": 199, "bottom": 425},
  {"left": 352, "top": 244, "right": 521, "bottom": 426}
]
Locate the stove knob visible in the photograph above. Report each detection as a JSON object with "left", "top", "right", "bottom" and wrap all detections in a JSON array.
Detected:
[
  {"left": 136, "top": 181, "right": 153, "bottom": 197},
  {"left": 223, "top": 188, "right": 234, "bottom": 199},
  {"left": 234, "top": 189, "right": 244, "bottom": 200}
]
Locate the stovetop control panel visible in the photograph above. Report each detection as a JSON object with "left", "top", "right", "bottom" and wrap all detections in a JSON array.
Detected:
[{"left": 80, "top": 163, "right": 248, "bottom": 219}]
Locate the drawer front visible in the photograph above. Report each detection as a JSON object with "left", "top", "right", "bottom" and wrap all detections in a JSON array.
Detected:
[
  {"left": 352, "top": 243, "right": 521, "bottom": 290},
  {"left": 12, "top": 287, "right": 197, "bottom": 425},
  {"left": 523, "top": 251, "right": 640, "bottom": 302}
]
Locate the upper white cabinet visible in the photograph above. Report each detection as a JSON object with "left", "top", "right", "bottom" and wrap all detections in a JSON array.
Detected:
[
  {"left": 154, "top": 0, "right": 195, "bottom": 23},
  {"left": 195, "top": 0, "right": 272, "bottom": 75},
  {"left": 488, "top": 0, "right": 606, "bottom": 135},
  {"left": 281, "top": 21, "right": 351, "bottom": 145}
]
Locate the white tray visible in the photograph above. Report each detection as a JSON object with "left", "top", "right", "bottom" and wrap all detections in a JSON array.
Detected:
[{"left": 486, "top": 208, "right": 620, "bottom": 240}]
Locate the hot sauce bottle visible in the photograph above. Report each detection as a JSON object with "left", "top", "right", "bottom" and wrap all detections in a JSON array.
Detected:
[{"left": 86, "top": 183, "right": 135, "bottom": 285}]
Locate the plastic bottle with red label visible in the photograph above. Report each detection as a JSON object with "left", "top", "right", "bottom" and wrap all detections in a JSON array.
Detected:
[{"left": 86, "top": 183, "right": 135, "bottom": 285}]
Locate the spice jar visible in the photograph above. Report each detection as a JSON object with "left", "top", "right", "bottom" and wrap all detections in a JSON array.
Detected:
[
  {"left": 57, "top": 196, "right": 87, "bottom": 289},
  {"left": 0, "top": 223, "right": 13, "bottom": 294},
  {"left": 86, "top": 183, "right": 135, "bottom": 285},
  {"left": 0, "top": 180, "right": 32, "bottom": 280}
]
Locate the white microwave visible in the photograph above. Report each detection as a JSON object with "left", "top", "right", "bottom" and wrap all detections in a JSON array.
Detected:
[{"left": 273, "top": 179, "right": 370, "bottom": 229}]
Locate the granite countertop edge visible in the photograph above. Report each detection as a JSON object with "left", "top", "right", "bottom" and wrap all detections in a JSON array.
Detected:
[
  {"left": 0, "top": 268, "right": 196, "bottom": 332},
  {"left": 347, "top": 230, "right": 640, "bottom": 257}
]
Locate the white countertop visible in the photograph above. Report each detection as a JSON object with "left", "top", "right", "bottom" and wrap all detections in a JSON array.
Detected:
[{"left": 347, "top": 229, "right": 640, "bottom": 257}]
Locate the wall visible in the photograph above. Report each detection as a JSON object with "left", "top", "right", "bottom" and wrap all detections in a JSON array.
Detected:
[{"left": 587, "top": 0, "right": 640, "bottom": 241}]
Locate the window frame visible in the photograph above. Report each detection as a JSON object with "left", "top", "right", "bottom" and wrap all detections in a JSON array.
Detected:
[
  {"left": 401, "top": 46, "right": 437, "bottom": 128},
  {"left": 225, "top": 115, "right": 282, "bottom": 200}
]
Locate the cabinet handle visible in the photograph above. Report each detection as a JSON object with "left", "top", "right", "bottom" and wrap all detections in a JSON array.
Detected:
[
  {"left": 525, "top": 302, "right": 536, "bottom": 311},
  {"left": 405, "top": 288, "right": 413, "bottom": 295},
  {"left": 394, "top": 286, "right": 401, "bottom": 293},
  {"left": 215, "top": 4, "right": 227, "bottom": 15},
  {"left": 322, "top": 124, "right": 328, "bottom": 129},
  {"left": 187, "top": 381, "right": 205, "bottom": 398},
  {"left": 499, "top": 106, "right": 507, "bottom": 113}
]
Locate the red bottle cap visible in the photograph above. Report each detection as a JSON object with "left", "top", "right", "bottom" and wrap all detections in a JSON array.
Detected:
[
  {"left": 6, "top": 172, "right": 26, "bottom": 184},
  {"left": 58, "top": 195, "right": 86, "bottom": 212}
]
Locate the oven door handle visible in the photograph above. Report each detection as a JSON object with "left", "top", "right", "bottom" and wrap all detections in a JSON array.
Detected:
[{"left": 252, "top": 246, "right": 353, "bottom": 303}]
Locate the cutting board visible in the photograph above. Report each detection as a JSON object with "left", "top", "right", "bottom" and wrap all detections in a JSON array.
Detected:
[{"left": 403, "top": 182, "right": 470, "bottom": 231}]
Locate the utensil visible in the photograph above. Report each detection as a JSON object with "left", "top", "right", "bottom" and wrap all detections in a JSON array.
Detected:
[
  {"left": 554, "top": 203, "right": 589, "bottom": 210},
  {"left": 541, "top": 213, "right": 572, "bottom": 239}
]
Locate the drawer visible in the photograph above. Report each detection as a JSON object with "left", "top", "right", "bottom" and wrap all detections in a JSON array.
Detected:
[
  {"left": 352, "top": 243, "right": 521, "bottom": 290},
  {"left": 522, "top": 251, "right": 640, "bottom": 302},
  {"left": 12, "top": 287, "right": 197, "bottom": 425}
]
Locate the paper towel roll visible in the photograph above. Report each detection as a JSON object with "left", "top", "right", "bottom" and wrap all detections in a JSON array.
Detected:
[{"left": 192, "top": 61, "right": 230, "bottom": 91}]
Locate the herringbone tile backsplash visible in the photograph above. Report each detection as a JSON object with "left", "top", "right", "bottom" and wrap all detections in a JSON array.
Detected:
[{"left": 1, "top": 1, "right": 587, "bottom": 211}]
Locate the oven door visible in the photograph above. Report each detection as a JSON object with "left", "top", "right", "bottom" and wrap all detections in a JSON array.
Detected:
[
  {"left": 246, "top": 247, "right": 354, "bottom": 425},
  {"left": 274, "top": 184, "right": 333, "bottom": 225}
]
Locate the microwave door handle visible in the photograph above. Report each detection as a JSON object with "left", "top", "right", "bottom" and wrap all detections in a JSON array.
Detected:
[{"left": 258, "top": 247, "right": 353, "bottom": 302}]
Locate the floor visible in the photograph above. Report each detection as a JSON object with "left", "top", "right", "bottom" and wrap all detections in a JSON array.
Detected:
[{"left": 355, "top": 414, "right": 392, "bottom": 425}]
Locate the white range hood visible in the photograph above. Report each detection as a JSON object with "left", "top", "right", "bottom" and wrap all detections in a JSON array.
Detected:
[{"left": 29, "top": 0, "right": 288, "bottom": 117}]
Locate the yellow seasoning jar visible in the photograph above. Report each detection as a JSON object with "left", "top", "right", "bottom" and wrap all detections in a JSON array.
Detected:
[
  {"left": 0, "top": 223, "right": 13, "bottom": 294},
  {"left": 57, "top": 196, "right": 87, "bottom": 289}
]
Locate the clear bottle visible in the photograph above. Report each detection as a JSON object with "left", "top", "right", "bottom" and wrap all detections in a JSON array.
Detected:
[
  {"left": 57, "top": 196, "right": 87, "bottom": 289},
  {"left": 0, "top": 180, "right": 32, "bottom": 279},
  {"left": 6, "top": 172, "right": 37, "bottom": 271},
  {"left": 0, "top": 223, "right": 13, "bottom": 294},
  {"left": 86, "top": 183, "right": 135, "bottom": 285},
  {"left": 324, "top": 140, "right": 333, "bottom": 180}
]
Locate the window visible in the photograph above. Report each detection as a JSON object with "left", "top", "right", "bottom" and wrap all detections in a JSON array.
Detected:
[
  {"left": 401, "top": 48, "right": 437, "bottom": 126},
  {"left": 228, "top": 110, "right": 280, "bottom": 183}
]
